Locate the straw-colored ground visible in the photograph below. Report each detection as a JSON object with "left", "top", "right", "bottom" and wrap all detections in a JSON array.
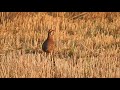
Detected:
[{"left": 0, "top": 12, "right": 119, "bottom": 78}]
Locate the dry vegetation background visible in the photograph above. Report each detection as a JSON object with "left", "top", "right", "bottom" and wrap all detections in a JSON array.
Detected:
[{"left": 0, "top": 12, "right": 120, "bottom": 78}]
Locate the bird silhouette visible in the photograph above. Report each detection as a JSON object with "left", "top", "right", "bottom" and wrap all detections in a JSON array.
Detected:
[
  {"left": 42, "top": 29, "right": 55, "bottom": 53},
  {"left": 42, "top": 29, "right": 56, "bottom": 73}
]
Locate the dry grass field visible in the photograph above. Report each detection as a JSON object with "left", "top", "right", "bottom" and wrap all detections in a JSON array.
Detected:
[{"left": 0, "top": 12, "right": 119, "bottom": 78}]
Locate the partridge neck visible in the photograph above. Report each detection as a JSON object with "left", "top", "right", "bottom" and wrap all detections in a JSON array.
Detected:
[{"left": 47, "top": 33, "right": 53, "bottom": 40}]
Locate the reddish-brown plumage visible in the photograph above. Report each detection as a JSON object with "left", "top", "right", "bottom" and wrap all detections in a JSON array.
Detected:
[{"left": 42, "top": 29, "right": 55, "bottom": 53}]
